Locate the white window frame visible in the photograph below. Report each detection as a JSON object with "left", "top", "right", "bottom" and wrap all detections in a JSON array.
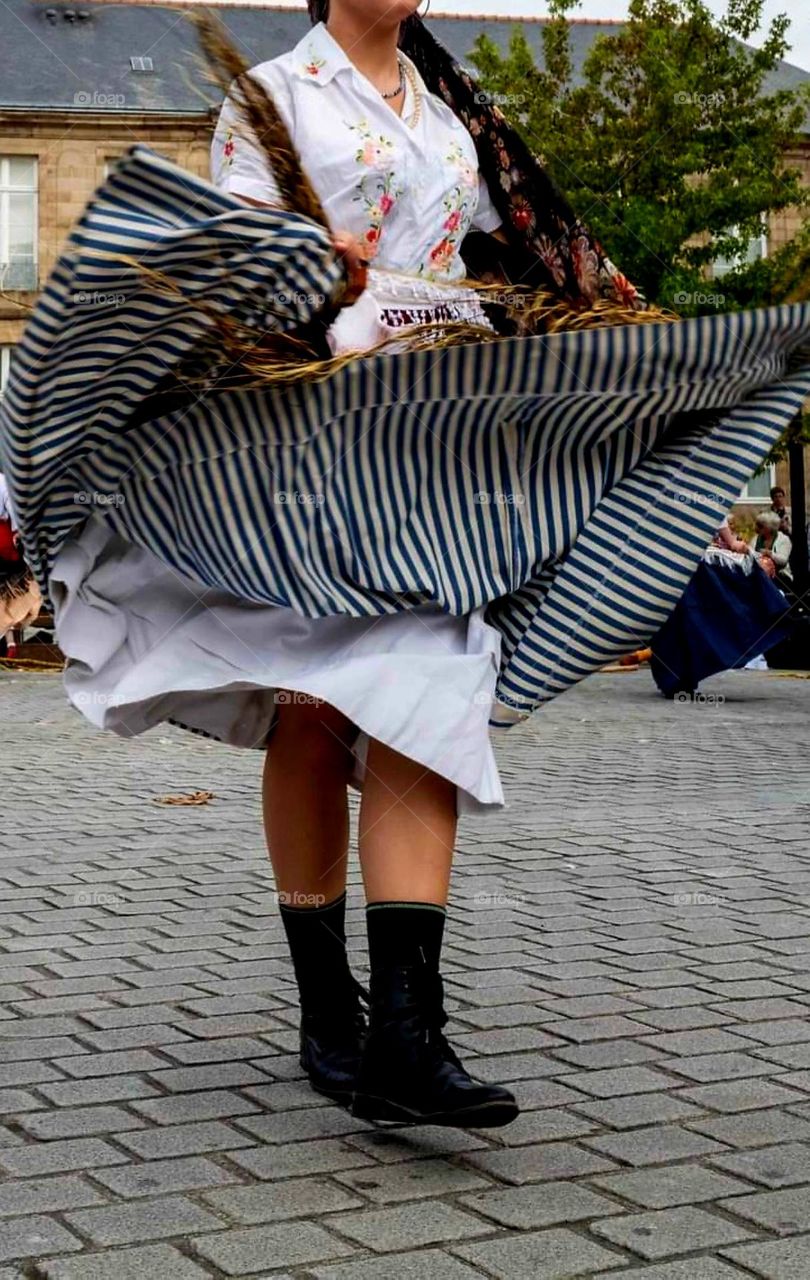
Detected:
[
  {"left": 0, "top": 155, "right": 38, "bottom": 291},
  {"left": 713, "top": 226, "right": 768, "bottom": 279},
  {"left": 738, "top": 462, "right": 776, "bottom": 504}
]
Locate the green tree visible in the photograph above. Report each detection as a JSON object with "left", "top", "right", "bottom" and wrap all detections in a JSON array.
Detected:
[{"left": 469, "top": 0, "right": 810, "bottom": 317}]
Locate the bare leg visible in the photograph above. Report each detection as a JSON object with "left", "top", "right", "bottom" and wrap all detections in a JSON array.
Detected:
[
  {"left": 358, "top": 739, "right": 457, "bottom": 904},
  {"left": 262, "top": 696, "right": 356, "bottom": 902},
  {"left": 353, "top": 738, "right": 518, "bottom": 1127},
  {"left": 263, "top": 695, "right": 366, "bottom": 1105}
]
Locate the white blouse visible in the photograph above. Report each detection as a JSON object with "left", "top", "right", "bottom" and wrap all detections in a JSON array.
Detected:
[{"left": 210, "top": 21, "right": 501, "bottom": 285}]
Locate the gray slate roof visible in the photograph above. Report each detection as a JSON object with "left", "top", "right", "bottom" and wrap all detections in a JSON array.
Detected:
[{"left": 0, "top": 0, "right": 807, "bottom": 122}]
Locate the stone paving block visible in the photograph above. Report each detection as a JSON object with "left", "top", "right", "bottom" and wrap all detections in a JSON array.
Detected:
[
  {"left": 690, "top": 1107, "right": 810, "bottom": 1148},
  {"left": 240, "top": 1079, "right": 332, "bottom": 1111},
  {"left": 14, "top": 1103, "right": 146, "bottom": 1140},
  {"left": 35, "top": 1076, "right": 162, "bottom": 1107},
  {"left": 544, "top": 1016, "right": 655, "bottom": 1043},
  {"left": 202, "top": 1178, "right": 363, "bottom": 1222},
  {"left": 464, "top": 1051, "right": 565, "bottom": 1082},
  {"left": 39, "top": 1243, "right": 212, "bottom": 1279},
  {"left": 631, "top": 1007, "right": 736, "bottom": 1032},
  {"left": 731, "top": 1019, "right": 810, "bottom": 1046},
  {"left": 128, "top": 1089, "right": 261, "bottom": 1125},
  {"left": 662, "top": 1052, "right": 777, "bottom": 1083},
  {"left": 452, "top": 1027, "right": 560, "bottom": 1054},
  {"left": 480, "top": 1106, "right": 598, "bottom": 1146},
  {"left": 457, "top": 1178, "right": 624, "bottom": 1228},
  {"left": 561, "top": 1065, "right": 677, "bottom": 1097},
  {"left": 453, "top": 1227, "right": 624, "bottom": 1279},
  {"left": 594, "top": 1261, "right": 748, "bottom": 1279},
  {"left": 329, "top": 1201, "right": 490, "bottom": 1252},
  {"left": 718, "top": 1185, "right": 810, "bottom": 1233},
  {"left": 0, "top": 1088, "right": 42, "bottom": 1112},
  {"left": 637, "top": 1030, "right": 752, "bottom": 1056},
  {"left": 143, "top": 1063, "right": 273, "bottom": 1093},
  {"left": 93, "top": 1155, "right": 240, "bottom": 1198},
  {"left": 583, "top": 1124, "right": 727, "bottom": 1166},
  {"left": 334, "top": 1159, "right": 488, "bottom": 1203},
  {"left": 226, "top": 1138, "right": 377, "bottom": 1180},
  {"left": 549, "top": 1040, "right": 663, "bottom": 1070},
  {"left": 313, "top": 1249, "right": 485, "bottom": 1279},
  {"left": 722, "top": 1236, "right": 810, "bottom": 1278},
  {"left": 0, "top": 1215, "right": 82, "bottom": 1263},
  {"left": 591, "top": 1164, "right": 754, "bottom": 1208},
  {"left": 591, "top": 1204, "right": 755, "bottom": 1259},
  {"left": 53, "top": 1049, "right": 169, "bottom": 1078},
  {"left": 77, "top": 1024, "right": 194, "bottom": 1052},
  {"left": 235, "top": 1108, "right": 364, "bottom": 1144},
  {"left": 463, "top": 1140, "right": 618, "bottom": 1184},
  {"left": 113, "top": 1120, "right": 255, "bottom": 1159},
  {"left": 570, "top": 1093, "right": 704, "bottom": 1129},
  {"left": 709, "top": 1141, "right": 810, "bottom": 1187},
  {"left": 677, "top": 1078, "right": 809, "bottom": 1112},
  {"left": 157, "top": 1036, "right": 274, "bottom": 1065},
  {"left": 0, "top": 1016, "right": 90, "bottom": 1039},
  {"left": 64, "top": 1195, "right": 225, "bottom": 1245},
  {"left": 0, "top": 1037, "right": 88, "bottom": 1063},
  {"left": 750, "top": 1042, "right": 810, "bottom": 1070},
  {"left": 0, "top": 1175, "right": 107, "bottom": 1216},
  {"left": 0, "top": 1137, "right": 128, "bottom": 1177},
  {"left": 190, "top": 1221, "right": 353, "bottom": 1274}
]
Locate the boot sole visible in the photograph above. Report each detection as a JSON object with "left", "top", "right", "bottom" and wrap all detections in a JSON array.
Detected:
[{"left": 351, "top": 1090, "right": 519, "bottom": 1129}]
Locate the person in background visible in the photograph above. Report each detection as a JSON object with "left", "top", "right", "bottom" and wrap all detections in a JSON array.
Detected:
[
  {"left": 750, "top": 510, "right": 792, "bottom": 586},
  {"left": 649, "top": 512, "right": 793, "bottom": 696},
  {"left": 770, "top": 486, "right": 791, "bottom": 536},
  {"left": 713, "top": 515, "right": 749, "bottom": 554},
  {"left": 0, "top": 470, "right": 41, "bottom": 653}
]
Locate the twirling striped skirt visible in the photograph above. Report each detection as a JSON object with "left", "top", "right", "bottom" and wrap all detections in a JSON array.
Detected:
[{"left": 1, "top": 146, "right": 809, "bottom": 807}]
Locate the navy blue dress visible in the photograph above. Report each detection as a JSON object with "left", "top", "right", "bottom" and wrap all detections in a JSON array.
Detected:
[{"left": 650, "top": 553, "right": 793, "bottom": 696}]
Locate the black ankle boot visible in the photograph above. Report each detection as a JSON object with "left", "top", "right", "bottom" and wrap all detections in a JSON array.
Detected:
[
  {"left": 351, "top": 964, "right": 519, "bottom": 1128},
  {"left": 300, "top": 976, "right": 368, "bottom": 1106}
]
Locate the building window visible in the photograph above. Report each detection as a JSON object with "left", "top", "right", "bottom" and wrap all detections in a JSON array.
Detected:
[
  {"left": 713, "top": 228, "right": 767, "bottom": 279},
  {"left": 0, "top": 156, "right": 38, "bottom": 291},
  {"left": 739, "top": 464, "right": 775, "bottom": 504},
  {"left": 0, "top": 345, "right": 11, "bottom": 396}
]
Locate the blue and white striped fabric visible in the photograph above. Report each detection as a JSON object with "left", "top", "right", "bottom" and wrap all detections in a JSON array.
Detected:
[{"left": 2, "top": 144, "right": 809, "bottom": 723}]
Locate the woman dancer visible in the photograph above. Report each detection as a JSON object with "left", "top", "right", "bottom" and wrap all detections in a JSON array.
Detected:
[
  {"left": 4, "top": 2, "right": 809, "bottom": 1132},
  {"left": 204, "top": 0, "right": 529, "bottom": 1128}
]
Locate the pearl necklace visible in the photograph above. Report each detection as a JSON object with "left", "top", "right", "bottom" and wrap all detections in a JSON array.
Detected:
[{"left": 401, "top": 60, "right": 422, "bottom": 130}]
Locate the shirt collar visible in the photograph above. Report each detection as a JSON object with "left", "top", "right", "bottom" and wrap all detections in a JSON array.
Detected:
[{"left": 290, "top": 21, "right": 429, "bottom": 98}]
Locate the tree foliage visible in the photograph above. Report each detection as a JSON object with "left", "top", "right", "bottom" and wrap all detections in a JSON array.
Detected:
[{"left": 469, "top": 0, "right": 810, "bottom": 316}]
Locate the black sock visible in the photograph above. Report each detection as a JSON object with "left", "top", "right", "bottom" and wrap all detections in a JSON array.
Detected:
[
  {"left": 366, "top": 901, "right": 447, "bottom": 973},
  {"left": 279, "top": 891, "right": 352, "bottom": 1012}
]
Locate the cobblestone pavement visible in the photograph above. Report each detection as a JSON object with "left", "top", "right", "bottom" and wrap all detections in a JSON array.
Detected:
[{"left": 2, "top": 667, "right": 810, "bottom": 1279}]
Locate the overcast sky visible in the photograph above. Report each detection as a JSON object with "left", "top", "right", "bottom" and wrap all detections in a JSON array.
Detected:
[{"left": 207, "top": 0, "right": 810, "bottom": 71}]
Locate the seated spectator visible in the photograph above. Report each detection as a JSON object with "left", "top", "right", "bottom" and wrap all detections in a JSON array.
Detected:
[
  {"left": 750, "top": 510, "right": 792, "bottom": 583},
  {"left": 770, "top": 486, "right": 791, "bottom": 536}
]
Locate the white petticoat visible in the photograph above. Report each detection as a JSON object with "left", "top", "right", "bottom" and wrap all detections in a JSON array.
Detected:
[{"left": 50, "top": 513, "right": 505, "bottom": 814}]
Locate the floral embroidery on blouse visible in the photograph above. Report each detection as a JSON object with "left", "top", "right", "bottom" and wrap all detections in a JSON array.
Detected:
[
  {"left": 223, "top": 128, "right": 235, "bottom": 166},
  {"left": 303, "top": 54, "right": 326, "bottom": 77},
  {"left": 422, "top": 142, "right": 477, "bottom": 278},
  {"left": 348, "top": 120, "right": 403, "bottom": 261}
]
